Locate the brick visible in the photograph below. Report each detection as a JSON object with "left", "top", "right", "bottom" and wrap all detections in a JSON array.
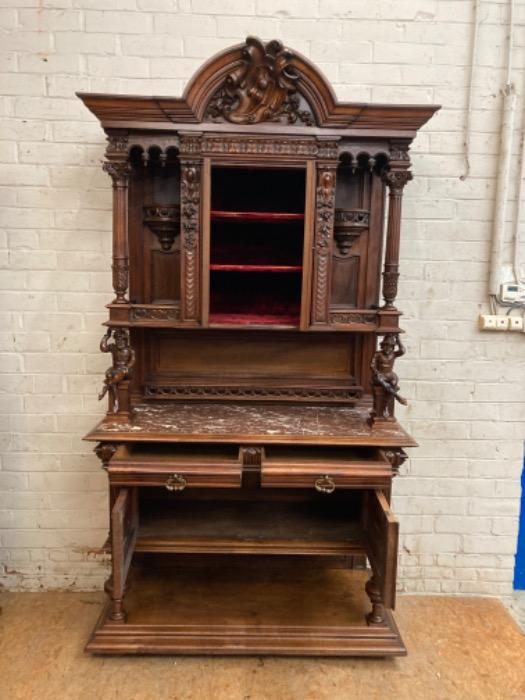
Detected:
[
  {"left": 54, "top": 32, "right": 117, "bottom": 55},
  {"left": 18, "top": 9, "right": 82, "bottom": 31},
  {"left": 0, "top": 73, "right": 44, "bottom": 97},
  {"left": 311, "top": 41, "right": 373, "bottom": 63},
  {"left": 85, "top": 11, "right": 153, "bottom": 33},
  {"left": 3, "top": 31, "right": 52, "bottom": 53},
  {"left": 121, "top": 34, "right": 184, "bottom": 58},
  {"left": 14, "top": 97, "right": 84, "bottom": 121},
  {"left": 87, "top": 56, "right": 150, "bottom": 79},
  {"left": 259, "top": 0, "right": 318, "bottom": 17}
]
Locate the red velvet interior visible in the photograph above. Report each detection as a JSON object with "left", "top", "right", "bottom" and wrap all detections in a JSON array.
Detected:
[
  {"left": 209, "top": 167, "right": 305, "bottom": 326},
  {"left": 209, "top": 270, "right": 301, "bottom": 326}
]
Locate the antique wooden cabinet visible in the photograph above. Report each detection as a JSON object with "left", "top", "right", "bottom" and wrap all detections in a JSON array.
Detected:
[{"left": 79, "top": 37, "right": 439, "bottom": 656}]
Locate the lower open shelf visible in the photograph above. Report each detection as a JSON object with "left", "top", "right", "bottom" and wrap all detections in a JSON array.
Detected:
[
  {"left": 136, "top": 499, "right": 364, "bottom": 556},
  {"left": 86, "top": 561, "right": 406, "bottom": 656}
]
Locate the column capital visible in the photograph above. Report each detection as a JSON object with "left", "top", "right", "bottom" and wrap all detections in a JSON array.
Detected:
[
  {"left": 381, "top": 168, "right": 413, "bottom": 194},
  {"left": 103, "top": 159, "right": 131, "bottom": 188}
]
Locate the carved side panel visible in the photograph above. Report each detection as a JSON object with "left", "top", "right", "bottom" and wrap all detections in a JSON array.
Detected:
[
  {"left": 180, "top": 158, "right": 202, "bottom": 322},
  {"left": 151, "top": 247, "right": 181, "bottom": 304},
  {"left": 330, "top": 255, "right": 360, "bottom": 307},
  {"left": 311, "top": 166, "right": 337, "bottom": 325}
]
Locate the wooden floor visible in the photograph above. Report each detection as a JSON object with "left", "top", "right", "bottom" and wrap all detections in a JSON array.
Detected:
[{"left": 1, "top": 591, "right": 524, "bottom": 700}]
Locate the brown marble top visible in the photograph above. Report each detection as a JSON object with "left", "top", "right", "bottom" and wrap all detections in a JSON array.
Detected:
[{"left": 84, "top": 402, "right": 417, "bottom": 447}]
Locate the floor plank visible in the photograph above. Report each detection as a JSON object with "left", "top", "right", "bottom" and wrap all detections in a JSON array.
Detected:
[{"left": 0, "top": 591, "right": 524, "bottom": 700}]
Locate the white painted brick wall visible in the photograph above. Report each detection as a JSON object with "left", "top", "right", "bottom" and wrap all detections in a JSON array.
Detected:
[{"left": 1, "top": 1, "right": 524, "bottom": 597}]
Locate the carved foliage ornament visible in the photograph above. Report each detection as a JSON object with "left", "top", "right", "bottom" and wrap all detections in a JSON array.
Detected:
[
  {"left": 145, "top": 385, "right": 362, "bottom": 401},
  {"left": 180, "top": 136, "right": 338, "bottom": 158},
  {"left": 106, "top": 132, "right": 129, "bottom": 155},
  {"left": 329, "top": 311, "right": 377, "bottom": 325},
  {"left": 382, "top": 169, "right": 413, "bottom": 194},
  {"left": 313, "top": 168, "right": 336, "bottom": 323},
  {"left": 102, "top": 160, "right": 131, "bottom": 188},
  {"left": 205, "top": 36, "right": 315, "bottom": 126},
  {"left": 180, "top": 161, "right": 201, "bottom": 319},
  {"left": 112, "top": 258, "right": 129, "bottom": 304},
  {"left": 131, "top": 305, "right": 180, "bottom": 321}
]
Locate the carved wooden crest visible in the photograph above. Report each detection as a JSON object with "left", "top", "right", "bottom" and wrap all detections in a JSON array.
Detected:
[{"left": 205, "top": 36, "right": 314, "bottom": 126}]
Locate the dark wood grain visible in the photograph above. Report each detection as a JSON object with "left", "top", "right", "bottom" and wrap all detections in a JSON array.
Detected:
[{"left": 79, "top": 36, "right": 438, "bottom": 657}]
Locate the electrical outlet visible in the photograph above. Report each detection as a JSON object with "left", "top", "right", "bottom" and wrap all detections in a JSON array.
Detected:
[
  {"left": 479, "top": 314, "right": 509, "bottom": 330},
  {"left": 500, "top": 282, "right": 525, "bottom": 303},
  {"left": 509, "top": 316, "right": 524, "bottom": 331}
]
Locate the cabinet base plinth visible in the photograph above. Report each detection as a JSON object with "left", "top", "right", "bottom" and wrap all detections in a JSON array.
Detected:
[
  {"left": 86, "top": 564, "right": 405, "bottom": 657},
  {"left": 86, "top": 607, "right": 405, "bottom": 656}
]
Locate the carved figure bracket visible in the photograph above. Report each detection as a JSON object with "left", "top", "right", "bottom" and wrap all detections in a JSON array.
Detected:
[
  {"left": 94, "top": 442, "right": 117, "bottom": 470},
  {"left": 383, "top": 448, "right": 408, "bottom": 476},
  {"left": 143, "top": 205, "right": 180, "bottom": 251},
  {"left": 204, "top": 36, "right": 315, "bottom": 126},
  {"left": 98, "top": 328, "right": 135, "bottom": 414},
  {"left": 334, "top": 208, "right": 369, "bottom": 255}
]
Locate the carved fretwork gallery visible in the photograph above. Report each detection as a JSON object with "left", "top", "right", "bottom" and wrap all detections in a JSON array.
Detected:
[{"left": 78, "top": 37, "right": 439, "bottom": 657}]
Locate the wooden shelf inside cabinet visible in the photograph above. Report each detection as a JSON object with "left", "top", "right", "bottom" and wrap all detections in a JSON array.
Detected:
[
  {"left": 79, "top": 34, "right": 439, "bottom": 658},
  {"left": 211, "top": 210, "right": 305, "bottom": 223},
  {"left": 135, "top": 500, "right": 365, "bottom": 556},
  {"left": 210, "top": 264, "right": 302, "bottom": 273}
]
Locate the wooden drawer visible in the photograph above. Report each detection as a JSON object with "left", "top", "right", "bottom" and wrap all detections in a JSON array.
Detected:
[
  {"left": 107, "top": 444, "right": 242, "bottom": 489},
  {"left": 261, "top": 446, "right": 392, "bottom": 491}
]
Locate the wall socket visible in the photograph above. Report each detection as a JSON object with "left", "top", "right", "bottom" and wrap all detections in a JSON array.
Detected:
[
  {"left": 509, "top": 316, "right": 524, "bottom": 331},
  {"left": 479, "top": 314, "right": 524, "bottom": 332}
]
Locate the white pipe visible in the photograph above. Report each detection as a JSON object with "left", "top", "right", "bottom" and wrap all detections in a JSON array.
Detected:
[
  {"left": 513, "top": 125, "right": 525, "bottom": 284},
  {"left": 489, "top": 86, "right": 517, "bottom": 295},
  {"left": 488, "top": 0, "right": 516, "bottom": 296}
]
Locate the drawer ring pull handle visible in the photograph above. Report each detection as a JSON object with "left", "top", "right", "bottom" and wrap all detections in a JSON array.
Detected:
[
  {"left": 314, "top": 475, "right": 336, "bottom": 494},
  {"left": 165, "top": 473, "right": 187, "bottom": 492}
]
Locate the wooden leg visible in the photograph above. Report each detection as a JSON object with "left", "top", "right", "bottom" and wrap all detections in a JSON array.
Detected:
[{"left": 365, "top": 575, "right": 385, "bottom": 626}]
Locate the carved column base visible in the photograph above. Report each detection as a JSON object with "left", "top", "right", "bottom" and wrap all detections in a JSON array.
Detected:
[
  {"left": 106, "top": 380, "right": 132, "bottom": 420},
  {"left": 365, "top": 575, "right": 386, "bottom": 626},
  {"left": 109, "top": 599, "right": 127, "bottom": 623},
  {"left": 104, "top": 576, "right": 127, "bottom": 623}
]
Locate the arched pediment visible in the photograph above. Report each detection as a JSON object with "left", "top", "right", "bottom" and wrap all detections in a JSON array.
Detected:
[{"left": 77, "top": 36, "right": 439, "bottom": 133}]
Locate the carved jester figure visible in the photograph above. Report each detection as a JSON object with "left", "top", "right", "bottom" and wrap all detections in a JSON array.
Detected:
[
  {"left": 370, "top": 333, "right": 407, "bottom": 423},
  {"left": 98, "top": 328, "right": 135, "bottom": 414}
]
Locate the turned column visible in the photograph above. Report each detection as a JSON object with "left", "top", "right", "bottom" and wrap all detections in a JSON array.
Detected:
[
  {"left": 103, "top": 132, "right": 131, "bottom": 304},
  {"left": 381, "top": 143, "right": 412, "bottom": 310},
  {"left": 365, "top": 575, "right": 386, "bottom": 625}
]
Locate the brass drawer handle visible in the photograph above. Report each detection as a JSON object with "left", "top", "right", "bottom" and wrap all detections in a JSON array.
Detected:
[
  {"left": 165, "top": 473, "right": 187, "bottom": 492},
  {"left": 314, "top": 475, "right": 336, "bottom": 494}
]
